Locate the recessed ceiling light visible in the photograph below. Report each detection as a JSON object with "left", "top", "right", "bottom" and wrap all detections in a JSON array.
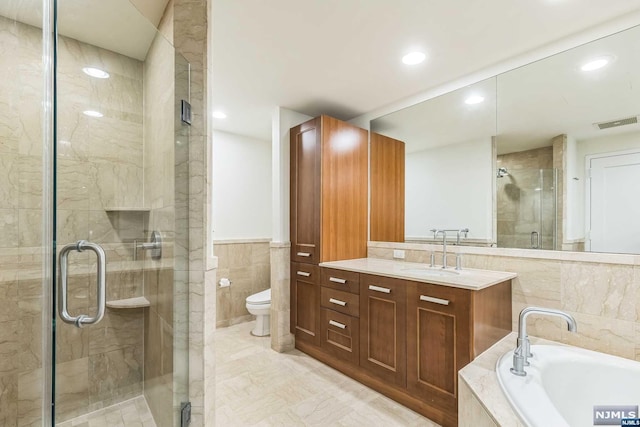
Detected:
[
  {"left": 212, "top": 111, "right": 227, "bottom": 119},
  {"left": 82, "top": 67, "right": 110, "bottom": 79},
  {"left": 580, "top": 57, "right": 611, "bottom": 72},
  {"left": 465, "top": 95, "right": 485, "bottom": 105},
  {"left": 402, "top": 52, "right": 426, "bottom": 65},
  {"left": 83, "top": 110, "right": 103, "bottom": 118}
]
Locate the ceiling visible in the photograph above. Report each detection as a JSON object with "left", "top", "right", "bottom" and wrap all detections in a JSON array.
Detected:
[{"left": 212, "top": 0, "right": 640, "bottom": 141}]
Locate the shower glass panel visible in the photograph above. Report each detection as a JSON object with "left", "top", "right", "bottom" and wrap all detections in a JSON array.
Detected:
[
  {"left": 0, "top": 1, "right": 49, "bottom": 425},
  {"left": 497, "top": 168, "right": 557, "bottom": 250},
  {"left": 52, "top": 0, "right": 189, "bottom": 425}
]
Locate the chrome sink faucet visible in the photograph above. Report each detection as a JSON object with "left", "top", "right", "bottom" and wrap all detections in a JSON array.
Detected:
[
  {"left": 511, "top": 306, "right": 577, "bottom": 376},
  {"left": 432, "top": 229, "right": 447, "bottom": 269}
]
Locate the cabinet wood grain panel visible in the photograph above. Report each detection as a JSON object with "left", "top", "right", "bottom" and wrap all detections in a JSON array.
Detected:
[
  {"left": 321, "top": 308, "right": 359, "bottom": 364},
  {"left": 407, "top": 281, "right": 471, "bottom": 412},
  {"left": 370, "top": 132, "right": 405, "bottom": 242},
  {"left": 471, "top": 280, "right": 512, "bottom": 357},
  {"left": 290, "top": 118, "right": 321, "bottom": 264},
  {"left": 321, "top": 287, "right": 359, "bottom": 317},
  {"left": 320, "top": 267, "right": 360, "bottom": 294},
  {"left": 359, "top": 274, "right": 407, "bottom": 387},
  {"left": 290, "top": 263, "right": 320, "bottom": 346},
  {"left": 320, "top": 115, "right": 368, "bottom": 262}
]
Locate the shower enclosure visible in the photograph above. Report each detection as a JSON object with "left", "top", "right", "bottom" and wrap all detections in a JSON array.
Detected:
[
  {"left": 0, "top": 0, "right": 190, "bottom": 425},
  {"left": 496, "top": 168, "right": 557, "bottom": 250}
]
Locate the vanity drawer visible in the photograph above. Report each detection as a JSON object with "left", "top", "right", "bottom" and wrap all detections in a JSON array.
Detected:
[
  {"left": 291, "top": 262, "right": 319, "bottom": 283},
  {"left": 321, "top": 308, "right": 359, "bottom": 365},
  {"left": 320, "top": 268, "right": 360, "bottom": 294},
  {"left": 321, "top": 287, "right": 359, "bottom": 317},
  {"left": 408, "top": 281, "right": 470, "bottom": 316}
]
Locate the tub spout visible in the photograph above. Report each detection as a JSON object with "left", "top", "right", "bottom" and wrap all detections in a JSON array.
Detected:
[{"left": 511, "top": 306, "right": 578, "bottom": 376}]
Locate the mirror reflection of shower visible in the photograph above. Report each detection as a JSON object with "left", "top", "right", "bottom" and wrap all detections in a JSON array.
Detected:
[{"left": 497, "top": 167, "right": 509, "bottom": 178}]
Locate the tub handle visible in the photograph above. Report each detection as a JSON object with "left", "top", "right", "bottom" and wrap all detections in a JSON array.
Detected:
[{"left": 420, "top": 295, "right": 450, "bottom": 306}]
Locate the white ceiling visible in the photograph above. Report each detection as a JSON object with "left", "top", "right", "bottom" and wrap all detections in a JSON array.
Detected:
[{"left": 212, "top": 0, "right": 640, "bottom": 141}]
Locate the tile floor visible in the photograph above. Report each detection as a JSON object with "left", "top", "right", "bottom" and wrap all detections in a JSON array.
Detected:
[
  {"left": 215, "top": 321, "right": 440, "bottom": 426},
  {"left": 56, "top": 320, "right": 441, "bottom": 426},
  {"left": 56, "top": 395, "right": 156, "bottom": 427}
]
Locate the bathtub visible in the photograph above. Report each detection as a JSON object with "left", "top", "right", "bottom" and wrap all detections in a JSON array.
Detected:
[{"left": 496, "top": 344, "right": 640, "bottom": 427}]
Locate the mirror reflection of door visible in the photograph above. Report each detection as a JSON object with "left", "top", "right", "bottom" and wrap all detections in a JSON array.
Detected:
[{"left": 588, "top": 150, "right": 640, "bottom": 253}]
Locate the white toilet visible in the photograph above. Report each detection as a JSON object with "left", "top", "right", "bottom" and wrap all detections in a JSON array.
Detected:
[{"left": 245, "top": 288, "right": 271, "bottom": 336}]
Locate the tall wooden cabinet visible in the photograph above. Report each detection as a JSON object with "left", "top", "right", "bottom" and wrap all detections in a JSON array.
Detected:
[{"left": 290, "top": 115, "right": 368, "bottom": 345}]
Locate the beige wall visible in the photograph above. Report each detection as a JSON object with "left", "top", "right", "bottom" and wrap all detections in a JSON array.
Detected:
[
  {"left": 368, "top": 242, "right": 640, "bottom": 361},
  {"left": 215, "top": 241, "right": 271, "bottom": 328}
]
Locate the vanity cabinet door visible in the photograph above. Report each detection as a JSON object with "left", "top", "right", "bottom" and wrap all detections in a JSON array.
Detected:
[
  {"left": 290, "top": 118, "right": 321, "bottom": 264},
  {"left": 291, "top": 262, "right": 321, "bottom": 346},
  {"left": 320, "top": 308, "right": 359, "bottom": 364},
  {"left": 359, "top": 274, "right": 407, "bottom": 387},
  {"left": 406, "top": 281, "right": 471, "bottom": 412}
]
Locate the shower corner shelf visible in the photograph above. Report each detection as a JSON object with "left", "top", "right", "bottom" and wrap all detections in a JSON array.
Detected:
[
  {"left": 106, "top": 296, "right": 151, "bottom": 309},
  {"left": 104, "top": 207, "right": 151, "bottom": 212}
]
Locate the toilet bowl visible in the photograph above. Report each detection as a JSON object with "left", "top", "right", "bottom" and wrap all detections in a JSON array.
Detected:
[{"left": 245, "top": 288, "right": 271, "bottom": 336}]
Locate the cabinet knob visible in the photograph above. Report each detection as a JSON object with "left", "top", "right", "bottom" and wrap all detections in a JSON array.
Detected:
[
  {"left": 329, "top": 298, "right": 347, "bottom": 307},
  {"left": 368, "top": 285, "right": 391, "bottom": 294},
  {"left": 329, "top": 320, "right": 346, "bottom": 329},
  {"left": 329, "top": 277, "right": 347, "bottom": 284},
  {"left": 420, "top": 295, "right": 450, "bottom": 306}
]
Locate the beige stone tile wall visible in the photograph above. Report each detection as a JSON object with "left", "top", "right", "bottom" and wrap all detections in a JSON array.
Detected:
[
  {"left": 215, "top": 241, "right": 271, "bottom": 328},
  {"left": 368, "top": 242, "right": 640, "bottom": 362}
]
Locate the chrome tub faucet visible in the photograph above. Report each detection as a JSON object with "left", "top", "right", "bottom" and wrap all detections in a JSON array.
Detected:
[{"left": 511, "top": 306, "right": 578, "bottom": 376}]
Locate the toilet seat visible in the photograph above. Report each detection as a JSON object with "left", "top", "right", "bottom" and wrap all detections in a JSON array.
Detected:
[{"left": 246, "top": 288, "right": 271, "bottom": 305}]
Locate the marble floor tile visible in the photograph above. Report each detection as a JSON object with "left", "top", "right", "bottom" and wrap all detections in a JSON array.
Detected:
[{"left": 215, "top": 321, "right": 439, "bottom": 426}]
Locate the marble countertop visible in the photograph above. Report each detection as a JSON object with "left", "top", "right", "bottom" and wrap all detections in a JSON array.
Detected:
[
  {"left": 458, "top": 332, "right": 556, "bottom": 426},
  {"left": 319, "top": 258, "right": 517, "bottom": 290}
]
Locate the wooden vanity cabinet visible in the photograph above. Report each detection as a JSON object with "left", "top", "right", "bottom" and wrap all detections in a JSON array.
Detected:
[{"left": 359, "top": 274, "right": 407, "bottom": 387}]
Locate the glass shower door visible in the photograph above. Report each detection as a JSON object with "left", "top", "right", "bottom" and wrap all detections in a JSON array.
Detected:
[
  {"left": 53, "top": 0, "right": 189, "bottom": 425},
  {"left": 497, "top": 168, "right": 557, "bottom": 249}
]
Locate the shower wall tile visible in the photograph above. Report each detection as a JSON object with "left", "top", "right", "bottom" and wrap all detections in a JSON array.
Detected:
[
  {"left": 54, "top": 358, "right": 90, "bottom": 422},
  {"left": 0, "top": 153, "right": 19, "bottom": 209},
  {"left": 0, "top": 209, "right": 19, "bottom": 248},
  {"left": 89, "top": 346, "right": 144, "bottom": 404},
  {"left": 0, "top": 373, "right": 17, "bottom": 426},
  {"left": 17, "top": 155, "right": 42, "bottom": 209},
  {"left": 17, "top": 368, "right": 42, "bottom": 426}
]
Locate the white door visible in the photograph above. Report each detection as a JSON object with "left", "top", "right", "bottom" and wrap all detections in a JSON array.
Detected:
[{"left": 589, "top": 151, "right": 640, "bottom": 253}]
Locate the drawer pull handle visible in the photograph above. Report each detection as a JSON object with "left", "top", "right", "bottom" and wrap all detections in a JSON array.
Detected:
[
  {"left": 329, "top": 320, "right": 346, "bottom": 329},
  {"left": 296, "top": 271, "right": 311, "bottom": 277},
  {"left": 369, "top": 285, "right": 391, "bottom": 294},
  {"left": 420, "top": 295, "right": 450, "bottom": 306},
  {"left": 329, "top": 298, "right": 347, "bottom": 307},
  {"left": 297, "top": 252, "right": 311, "bottom": 257},
  {"left": 329, "top": 277, "right": 347, "bottom": 284}
]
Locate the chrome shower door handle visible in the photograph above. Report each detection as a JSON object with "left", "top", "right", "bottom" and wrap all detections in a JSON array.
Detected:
[{"left": 58, "top": 240, "right": 106, "bottom": 328}]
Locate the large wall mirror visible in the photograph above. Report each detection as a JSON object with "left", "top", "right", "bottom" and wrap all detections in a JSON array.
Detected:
[{"left": 371, "top": 24, "right": 640, "bottom": 255}]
